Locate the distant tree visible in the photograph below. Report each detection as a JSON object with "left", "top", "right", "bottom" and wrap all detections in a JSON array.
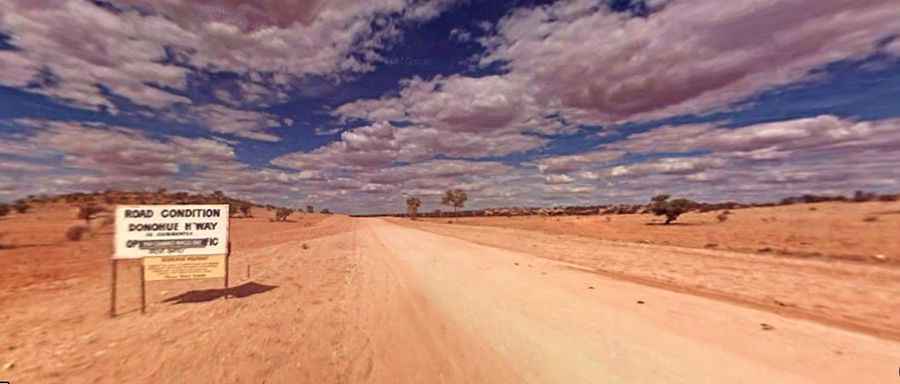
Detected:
[
  {"left": 275, "top": 208, "right": 293, "bottom": 222},
  {"left": 13, "top": 200, "right": 30, "bottom": 214},
  {"left": 441, "top": 189, "right": 468, "bottom": 216},
  {"left": 239, "top": 204, "right": 252, "bottom": 218},
  {"left": 157, "top": 187, "right": 167, "bottom": 195},
  {"left": 306, "top": 205, "right": 314, "bottom": 214},
  {"left": 0, "top": 204, "right": 10, "bottom": 218},
  {"left": 716, "top": 210, "right": 731, "bottom": 223},
  {"left": 853, "top": 190, "right": 877, "bottom": 202},
  {"left": 321, "top": 208, "right": 331, "bottom": 214},
  {"left": 406, "top": 196, "right": 422, "bottom": 220},
  {"left": 649, "top": 194, "right": 695, "bottom": 224},
  {"left": 77, "top": 204, "right": 107, "bottom": 223},
  {"left": 212, "top": 190, "right": 225, "bottom": 202}
]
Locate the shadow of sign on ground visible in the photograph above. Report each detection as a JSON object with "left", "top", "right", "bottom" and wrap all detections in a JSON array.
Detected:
[{"left": 161, "top": 281, "right": 278, "bottom": 304}]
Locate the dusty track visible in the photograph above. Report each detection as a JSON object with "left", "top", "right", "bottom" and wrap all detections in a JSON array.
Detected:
[
  {"left": 391, "top": 217, "right": 900, "bottom": 342},
  {"left": 2, "top": 217, "right": 899, "bottom": 383}
]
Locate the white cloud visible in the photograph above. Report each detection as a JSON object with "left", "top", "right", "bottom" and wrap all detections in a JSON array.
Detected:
[
  {"left": 334, "top": 74, "right": 576, "bottom": 135},
  {"left": 188, "top": 104, "right": 286, "bottom": 142},
  {"left": 0, "top": 0, "right": 461, "bottom": 111},
  {"left": 480, "top": 0, "right": 900, "bottom": 124},
  {"left": 535, "top": 150, "right": 625, "bottom": 175},
  {"left": 544, "top": 174, "right": 574, "bottom": 185},
  {"left": 272, "top": 121, "right": 546, "bottom": 171}
]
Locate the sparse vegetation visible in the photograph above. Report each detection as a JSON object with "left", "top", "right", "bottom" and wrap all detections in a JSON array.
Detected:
[
  {"left": 275, "top": 208, "right": 293, "bottom": 222},
  {"left": 239, "top": 204, "right": 252, "bottom": 218},
  {"left": 406, "top": 196, "right": 422, "bottom": 220},
  {"left": 853, "top": 190, "right": 877, "bottom": 202},
  {"left": 649, "top": 194, "right": 696, "bottom": 224},
  {"left": 0, "top": 204, "right": 10, "bottom": 218},
  {"left": 441, "top": 189, "right": 468, "bottom": 216},
  {"left": 65, "top": 224, "right": 90, "bottom": 241},
  {"left": 717, "top": 210, "right": 731, "bottom": 223},
  {"left": 77, "top": 204, "right": 106, "bottom": 223},
  {"left": 13, "top": 200, "right": 30, "bottom": 214}
]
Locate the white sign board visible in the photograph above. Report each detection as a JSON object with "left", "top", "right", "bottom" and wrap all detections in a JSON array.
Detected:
[{"left": 114, "top": 205, "right": 229, "bottom": 259}]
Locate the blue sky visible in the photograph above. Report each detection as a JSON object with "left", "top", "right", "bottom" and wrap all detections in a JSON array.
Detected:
[{"left": 1, "top": 0, "right": 899, "bottom": 213}]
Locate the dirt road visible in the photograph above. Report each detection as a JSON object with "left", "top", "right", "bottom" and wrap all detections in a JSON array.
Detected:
[
  {"left": 3, "top": 216, "right": 899, "bottom": 383},
  {"left": 359, "top": 219, "right": 899, "bottom": 383}
]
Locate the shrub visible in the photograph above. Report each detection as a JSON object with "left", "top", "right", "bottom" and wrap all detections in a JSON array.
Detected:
[
  {"left": 716, "top": 211, "right": 730, "bottom": 223},
  {"left": 306, "top": 205, "right": 314, "bottom": 214},
  {"left": 13, "top": 200, "right": 30, "bottom": 214},
  {"left": 649, "top": 194, "right": 696, "bottom": 224},
  {"left": 321, "top": 208, "right": 331, "bottom": 214},
  {"left": 77, "top": 204, "right": 106, "bottom": 223},
  {"left": 275, "top": 208, "right": 293, "bottom": 222},
  {"left": 0, "top": 204, "right": 9, "bottom": 218},
  {"left": 65, "top": 224, "right": 90, "bottom": 241},
  {"left": 239, "top": 204, "right": 252, "bottom": 218},
  {"left": 853, "top": 190, "right": 877, "bottom": 202}
]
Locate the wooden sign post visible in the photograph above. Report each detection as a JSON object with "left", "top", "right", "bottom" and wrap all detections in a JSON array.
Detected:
[
  {"left": 111, "top": 204, "right": 230, "bottom": 317},
  {"left": 110, "top": 259, "right": 118, "bottom": 318}
]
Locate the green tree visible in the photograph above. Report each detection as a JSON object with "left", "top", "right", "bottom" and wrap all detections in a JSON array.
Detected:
[
  {"left": 649, "top": 194, "right": 695, "bottom": 224},
  {"left": 406, "top": 196, "right": 422, "bottom": 220},
  {"left": 441, "top": 189, "right": 468, "bottom": 216}
]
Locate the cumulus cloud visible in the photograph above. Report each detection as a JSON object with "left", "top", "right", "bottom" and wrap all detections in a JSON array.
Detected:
[
  {"left": 480, "top": 0, "right": 900, "bottom": 123},
  {"left": 0, "top": 119, "right": 321, "bottom": 200},
  {"left": 449, "top": 27, "right": 472, "bottom": 42},
  {"left": 272, "top": 121, "right": 546, "bottom": 171},
  {"left": 618, "top": 116, "right": 900, "bottom": 195},
  {"left": 609, "top": 115, "right": 900, "bottom": 160},
  {"left": 0, "top": 0, "right": 460, "bottom": 111},
  {"left": 606, "top": 156, "right": 726, "bottom": 178},
  {"left": 334, "top": 74, "right": 576, "bottom": 135},
  {"left": 527, "top": 114, "right": 900, "bottom": 203},
  {"left": 187, "top": 104, "right": 286, "bottom": 142},
  {"left": 534, "top": 150, "right": 625, "bottom": 175},
  {"left": 544, "top": 174, "right": 574, "bottom": 185}
]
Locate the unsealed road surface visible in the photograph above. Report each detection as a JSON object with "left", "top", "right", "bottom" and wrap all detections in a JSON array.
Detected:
[{"left": 355, "top": 219, "right": 900, "bottom": 383}]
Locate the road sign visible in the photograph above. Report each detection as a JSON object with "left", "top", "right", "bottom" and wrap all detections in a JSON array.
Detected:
[
  {"left": 110, "top": 204, "right": 232, "bottom": 317},
  {"left": 143, "top": 255, "right": 227, "bottom": 281},
  {"left": 113, "top": 205, "right": 229, "bottom": 259}
]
